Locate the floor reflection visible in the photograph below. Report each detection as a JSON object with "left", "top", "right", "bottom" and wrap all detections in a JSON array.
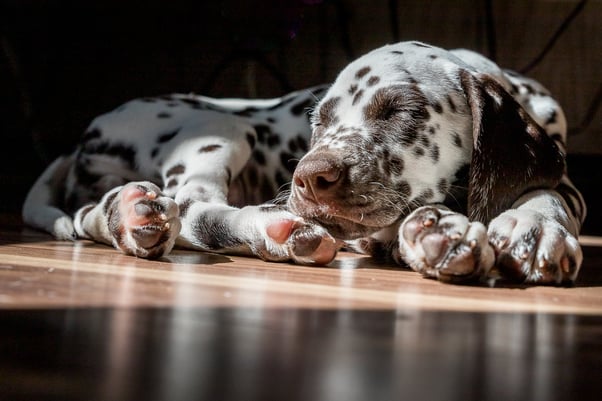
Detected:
[{"left": 1, "top": 307, "right": 599, "bottom": 401}]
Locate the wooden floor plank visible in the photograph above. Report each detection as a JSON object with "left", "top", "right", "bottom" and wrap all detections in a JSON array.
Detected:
[{"left": 1, "top": 222, "right": 601, "bottom": 314}]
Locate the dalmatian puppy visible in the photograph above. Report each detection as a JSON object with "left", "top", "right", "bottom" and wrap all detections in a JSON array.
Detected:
[
  {"left": 288, "top": 41, "right": 585, "bottom": 285},
  {"left": 23, "top": 41, "right": 585, "bottom": 286},
  {"left": 23, "top": 86, "right": 339, "bottom": 265}
]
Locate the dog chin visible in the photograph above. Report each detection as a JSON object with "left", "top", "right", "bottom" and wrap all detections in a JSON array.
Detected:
[
  {"left": 308, "top": 216, "right": 380, "bottom": 240},
  {"left": 288, "top": 199, "right": 397, "bottom": 239}
]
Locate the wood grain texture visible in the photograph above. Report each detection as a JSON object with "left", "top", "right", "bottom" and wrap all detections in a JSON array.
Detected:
[
  {"left": 1, "top": 219, "right": 601, "bottom": 314},
  {"left": 1, "top": 217, "right": 602, "bottom": 401}
]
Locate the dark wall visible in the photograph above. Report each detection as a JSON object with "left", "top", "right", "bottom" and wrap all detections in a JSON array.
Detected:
[
  {"left": 1, "top": 0, "right": 318, "bottom": 212},
  {"left": 1, "top": 0, "right": 599, "bottom": 232}
]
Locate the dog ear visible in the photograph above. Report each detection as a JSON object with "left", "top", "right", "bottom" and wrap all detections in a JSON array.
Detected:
[{"left": 459, "top": 70, "right": 565, "bottom": 224}]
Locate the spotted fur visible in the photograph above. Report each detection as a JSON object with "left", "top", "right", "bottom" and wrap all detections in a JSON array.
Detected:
[
  {"left": 23, "top": 41, "right": 586, "bottom": 285},
  {"left": 23, "top": 86, "right": 339, "bottom": 264}
]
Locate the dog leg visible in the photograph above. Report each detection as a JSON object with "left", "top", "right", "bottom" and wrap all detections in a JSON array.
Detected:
[{"left": 178, "top": 202, "right": 339, "bottom": 265}]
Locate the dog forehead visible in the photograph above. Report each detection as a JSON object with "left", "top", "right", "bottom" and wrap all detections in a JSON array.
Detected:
[
  {"left": 341, "top": 42, "right": 461, "bottom": 82},
  {"left": 317, "top": 42, "right": 464, "bottom": 116}
]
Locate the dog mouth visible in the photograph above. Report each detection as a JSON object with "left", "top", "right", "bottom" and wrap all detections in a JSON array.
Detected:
[
  {"left": 308, "top": 216, "right": 380, "bottom": 239},
  {"left": 288, "top": 196, "right": 400, "bottom": 239}
]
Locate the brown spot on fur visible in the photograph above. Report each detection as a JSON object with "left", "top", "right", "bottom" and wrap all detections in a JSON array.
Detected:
[
  {"left": 396, "top": 180, "right": 411, "bottom": 197},
  {"left": 296, "top": 136, "right": 308, "bottom": 152},
  {"left": 452, "top": 132, "right": 463, "bottom": 147},
  {"left": 246, "top": 132, "right": 256, "bottom": 148},
  {"left": 199, "top": 144, "right": 222, "bottom": 153},
  {"left": 355, "top": 66, "right": 371, "bottom": 80},
  {"left": 352, "top": 90, "right": 364, "bottom": 105},
  {"left": 280, "top": 152, "right": 298, "bottom": 174},
  {"left": 179, "top": 199, "right": 194, "bottom": 217},
  {"left": 253, "top": 149, "right": 266, "bottom": 165},
  {"left": 367, "top": 76, "right": 381, "bottom": 86},
  {"left": 166, "top": 163, "right": 185, "bottom": 177},
  {"left": 157, "top": 130, "right": 179, "bottom": 144},
  {"left": 267, "top": 134, "right": 281, "bottom": 148},
  {"left": 413, "top": 147, "right": 425, "bottom": 157},
  {"left": 430, "top": 144, "right": 440, "bottom": 162},
  {"left": 288, "top": 138, "right": 298, "bottom": 153}
]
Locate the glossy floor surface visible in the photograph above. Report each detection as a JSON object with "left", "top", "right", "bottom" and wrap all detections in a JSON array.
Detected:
[{"left": 1, "top": 217, "right": 601, "bottom": 401}]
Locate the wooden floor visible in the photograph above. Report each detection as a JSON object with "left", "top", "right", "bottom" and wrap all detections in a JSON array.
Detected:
[{"left": 1, "top": 215, "right": 602, "bottom": 400}]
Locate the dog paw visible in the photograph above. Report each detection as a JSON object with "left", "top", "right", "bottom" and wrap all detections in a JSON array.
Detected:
[
  {"left": 398, "top": 206, "right": 495, "bottom": 283},
  {"left": 108, "top": 182, "right": 181, "bottom": 258},
  {"left": 488, "top": 209, "right": 582, "bottom": 285},
  {"left": 254, "top": 206, "right": 339, "bottom": 265}
]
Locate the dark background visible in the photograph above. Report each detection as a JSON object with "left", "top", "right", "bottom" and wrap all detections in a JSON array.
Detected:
[{"left": 1, "top": 0, "right": 600, "bottom": 233}]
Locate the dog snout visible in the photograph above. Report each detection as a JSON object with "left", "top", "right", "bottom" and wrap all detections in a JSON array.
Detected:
[{"left": 293, "top": 153, "right": 345, "bottom": 201}]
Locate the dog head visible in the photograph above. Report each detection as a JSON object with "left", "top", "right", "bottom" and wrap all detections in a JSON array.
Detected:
[{"left": 288, "top": 42, "right": 564, "bottom": 239}]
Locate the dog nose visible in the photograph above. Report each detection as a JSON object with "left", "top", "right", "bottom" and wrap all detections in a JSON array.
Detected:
[{"left": 293, "top": 155, "right": 344, "bottom": 199}]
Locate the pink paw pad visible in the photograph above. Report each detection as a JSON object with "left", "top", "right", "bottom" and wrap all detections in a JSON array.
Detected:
[
  {"left": 117, "top": 183, "right": 175, "bottom": 252},
  {"left": 266, "top": 219, "right": 300, "bottom": 244},
  {"left": 266, "top": 218, "right": 339, "bottom": 265},
  {"left": 120, "top": 185, "right": 168, "bottom": 228}
]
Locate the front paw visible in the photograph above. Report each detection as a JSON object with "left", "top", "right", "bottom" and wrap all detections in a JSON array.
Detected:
[
  {"left": 264, "top": 215, "right": 340, "bottom": 265},
  {"left": 252, "top": 206, "right": 342, "bottom": 265},
  {"left": 488, "top": 210, "right": 582, "bottom": 285},
  {"left": 398, "top": 206, "right": 495, "bottom": 283},
  {"left": 108, "top": 182, "right": 181, "bottom": 258}
]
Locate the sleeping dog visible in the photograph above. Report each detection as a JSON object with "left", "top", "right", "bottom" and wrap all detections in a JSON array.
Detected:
[{"left": 24, "top": 41, "right": 585, "bottom": 285}]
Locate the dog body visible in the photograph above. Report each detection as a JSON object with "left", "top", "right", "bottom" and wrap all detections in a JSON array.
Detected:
[
  {"left": 24, "top": 86, "right": 339, "bottom": 263},
  {"left": 23, "top": 41, "right": 585, "bottom": 284}
]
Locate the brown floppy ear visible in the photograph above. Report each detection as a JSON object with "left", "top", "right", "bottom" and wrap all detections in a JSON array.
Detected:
[{"left": 459, "top": 70, "right": 565, "bottom": 224}]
